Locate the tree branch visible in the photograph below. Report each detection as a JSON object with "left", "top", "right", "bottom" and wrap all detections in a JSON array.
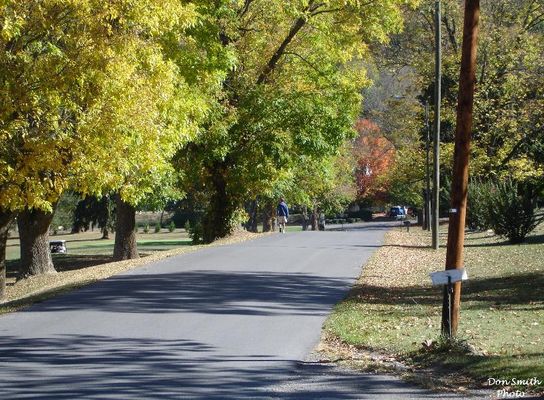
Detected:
[
  {"left": 256, "top": 1, "right": 326, "bottom": 85},
  {"left": 283, "top": 51, "right": 331, "bottom": 80},
  {"left": 237, "top": 0, "right": 254, "bottom": 18}
]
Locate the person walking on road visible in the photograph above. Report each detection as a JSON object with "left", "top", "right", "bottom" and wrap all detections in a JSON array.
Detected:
[{"left": 277, "top": 197, "right": 289, "bottom": 233}]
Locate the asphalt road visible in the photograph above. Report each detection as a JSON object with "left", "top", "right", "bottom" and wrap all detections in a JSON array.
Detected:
[{"left": 0, "top": 222, "right": 482, "bottom": 399}]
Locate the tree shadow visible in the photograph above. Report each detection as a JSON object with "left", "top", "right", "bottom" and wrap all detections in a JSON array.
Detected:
[
  {"left": 348, "top": 271, "right": 544, "bottom": 309},
  {"left": 24, "top": 270, "right": 359, "bottom": 316},
  {"left": 6, "top": 254, "right": 116, "bottom": 282},
  {"left": 0, "top": 334, "right": 453, "bottom": 399},
  {"left": 326, "top": 222, "right": 396, "bottom": 232},
  {"left": 137, "top": 240, "right": 191, "bottom": 247},
  {"left": 463, "top": 232, "right": 544, "bottom": 247}
]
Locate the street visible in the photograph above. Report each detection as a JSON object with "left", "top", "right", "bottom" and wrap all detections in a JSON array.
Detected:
[{"left": 0, "top": 223, "right": 478, "bottom": 399}]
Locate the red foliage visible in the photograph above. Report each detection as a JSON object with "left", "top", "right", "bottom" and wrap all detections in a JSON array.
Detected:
[{"left": 353, "top": 119, "right": 395, "bottom": 204}]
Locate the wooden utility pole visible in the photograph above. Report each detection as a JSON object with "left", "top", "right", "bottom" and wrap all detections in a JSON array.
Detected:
[
  {"left": 425, "top": 101, "right": 431, "bottom": 232},
  {"left": 432, "top": 0, "right": 442, "bottom": 250},
  {"left": 441, "top": 0, "right": 480, "bottom": 336}
]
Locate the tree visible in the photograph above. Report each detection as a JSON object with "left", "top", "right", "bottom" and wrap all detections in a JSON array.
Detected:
[
  {"left": 51, "top": 192, "right": 80, "bottom": 234},
  {"left": 353, "top": 119, "right": 396, "bottom": 205},
  {"left": 369, "top": 0, "right": 544, "bottom": 212},
  {"left": 0, "top": 211, "right": 12, "bottom": 297},
  {"left": 177, "top": 0, "right": 416, "bottom": 243},
  {"left": 0, "top": 1, "right": 228, "bottom": 284},
  {"left": 73, "top": 195, "right": 114, "bottom": 238}
]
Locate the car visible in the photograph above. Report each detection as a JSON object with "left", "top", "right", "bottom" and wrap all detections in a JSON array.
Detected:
[{"left": 389, "top": 206, "right": 406, "bottom": 220}]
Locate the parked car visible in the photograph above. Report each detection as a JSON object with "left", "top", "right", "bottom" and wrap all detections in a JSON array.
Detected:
[{"left": 388, "top": 206, "right": 406, "bottom": 220}]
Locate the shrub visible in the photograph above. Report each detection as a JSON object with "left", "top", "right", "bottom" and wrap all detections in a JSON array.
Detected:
[
  {"left": 143, "top": 224, "right": 149, "bottom": 234},
  {"left": 168, "top": 221, "right": 176, "bottom": 232},
  {"left": 185, "top": 221, "right": 203, "bottom": 244},
  {"left": 154, "top": 223, "right": 161, "bottom": 233},
  {"left": 466, "top": 179, "right": 494, "bottom": 231},
  {"left": 347, "top": 209, "right": 372, "bottom": 221},
  {"left": 488, "top": 180, "right": 539, "bottom": 244}
]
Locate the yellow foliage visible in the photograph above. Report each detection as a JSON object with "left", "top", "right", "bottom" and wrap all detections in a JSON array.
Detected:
[{"left": 0, "top": 0, "right": 215, "bottom": 211}]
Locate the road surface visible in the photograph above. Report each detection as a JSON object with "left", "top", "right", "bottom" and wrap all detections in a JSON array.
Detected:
[{"left": 0, "top": 222, "right": 481, "bottom": 399}]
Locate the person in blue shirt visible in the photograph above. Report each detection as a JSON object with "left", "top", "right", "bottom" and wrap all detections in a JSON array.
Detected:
[{"left": 277, "top": 197, "right": 289, "bottom": 233}]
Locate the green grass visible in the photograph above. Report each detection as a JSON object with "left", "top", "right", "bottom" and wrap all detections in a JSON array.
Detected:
[
  {"left": 6, "top": 230, "right": 191, "bottom": 260},
  {"left": 5, "top": 230, "right": 192, "bottom": 278},
  {"left": 324, "top": 223, "right": 544, "bottom": 393}
]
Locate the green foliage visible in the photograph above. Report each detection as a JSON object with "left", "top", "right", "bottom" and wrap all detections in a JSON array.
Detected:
[
  {"left": 51, "top": 192, "right": 80, "bottom": 231},
  {"left": 383, "top": 146, "right": 425, "bottom": 207},
  {"left": 466, "top": 179, "right": 495, "bottom": 231},
  {"left": 488, "top": 180, "right": 539, "bottom": 244},
  {"left": 168, "top": 221, "right": 176, "bottom": 233},
  {"left": 375, "top": 0, "right": 544, "bottom": 205},
  {"left": 154, "top": 223, "right": 161, "bottom": 233},
  {"left": 73, "top": 195, "right": 115, "bottom": 233},
  {"left": 347, "top": 209, "right": 373, "bottom": 222},
  {"left": 177, "top": 0, "right": 414, "bottom": 240},
  {"left": 185, "top": 220, "right": 203, "bottom": 244},
  {"left": 143, "top": 224, "right": 150, "bottom": 234}
]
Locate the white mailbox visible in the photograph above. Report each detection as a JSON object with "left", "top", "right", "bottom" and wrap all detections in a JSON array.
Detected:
[{"left": 429, "top": 268, "right": 468, "bottom": 286}]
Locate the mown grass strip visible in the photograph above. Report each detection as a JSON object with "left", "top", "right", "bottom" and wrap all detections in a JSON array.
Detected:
[{"left": 323, "top": 223, "right": 544, "bottom": 395}]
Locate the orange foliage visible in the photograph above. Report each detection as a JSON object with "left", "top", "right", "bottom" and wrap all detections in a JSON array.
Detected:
[{"left": 353, "top": 119, "right": 395, "bottom": 204}]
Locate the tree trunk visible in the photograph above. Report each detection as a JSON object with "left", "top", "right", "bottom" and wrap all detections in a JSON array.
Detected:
[
  {"left": 310, "top": 205, "right": 318, "bottom": 231},
  {"left": 101, "top": 226, "right": 109, "bottom": 240},
  {"left": 202, "top": 164, "right": 237, "bottom": 243},
  {"left": 302, "top": 206, "right": 309, "bottom": 231},
  {"left": 249, "top": 199, "right": 259, "bottom": 233},
  {"left": 262, "top": 202, "right": 276, "bottom": 232},
  {"left": 0, "top": 210, "right": 14, "bottom": 299},
  {"left": 113, "top": 195, "right": 139, "bottom": 260},
  {"left": 262, "top": 208, "right": 272, "bottom": 232},
  {"left": 18, "top": 208, "right": 56, "bottom": 277},
  {"left": 246, "top": 199, "right": 259, "bottom": 233}
]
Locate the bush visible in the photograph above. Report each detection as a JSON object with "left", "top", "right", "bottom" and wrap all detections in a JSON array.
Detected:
[
  {"left": 488, "top": 180, "right": 539, "bottom": 244},
  {"left": 154, "top": 223, "right": 161, "bottom": 233},
  {"left": 168, "top": 221, "right": 176, "bottom": 232},
  {"left": 185, "top": 221, "right": 203, "bottom": 244},
  {"left": 171, "top": 210, "right": 203, "bottom": 229},
  {"left": 143, "top": 224, "right": 149, "bottom": 234},
  {"left": 347, "top": 209, "right": 372, "bottom": 221},
  {"left": 467, "top": 179, "right": 494, "bottom": 231}
]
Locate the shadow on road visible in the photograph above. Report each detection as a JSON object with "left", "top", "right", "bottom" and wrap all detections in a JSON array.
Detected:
[
  {"left": 24, "top": 271, "right": 356, "bottom": 316},
  {"left": 0, "top": 334, "right": 455, "bottom": 399}
]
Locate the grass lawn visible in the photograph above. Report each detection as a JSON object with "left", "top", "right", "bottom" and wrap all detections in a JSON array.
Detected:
[
  {"left": 323, "top": 222, "right": 544, "bottom": 395},
  {"left": 6, "top": 229, "right": 191, "bottom": 260},
  {"left": 5, "top": 229, "right": 192, "bottom": 290}
]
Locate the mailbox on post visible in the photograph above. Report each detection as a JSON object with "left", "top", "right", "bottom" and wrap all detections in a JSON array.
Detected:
[
  {"left": 429, "top": 268, "right": 468, "bottom": 286},
  {"left": 430, "top": 268, "right": 468, "bottom": 337}
]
